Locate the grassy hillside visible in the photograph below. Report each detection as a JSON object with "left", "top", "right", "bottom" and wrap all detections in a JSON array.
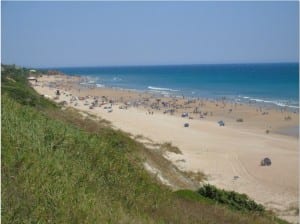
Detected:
[{"left": 1, "top": 65, "right": 288, "bottom": 223}]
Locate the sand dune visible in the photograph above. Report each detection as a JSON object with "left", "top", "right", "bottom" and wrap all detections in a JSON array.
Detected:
[{"left": 32, "top": 75, "right": 299, "bottom": 223}]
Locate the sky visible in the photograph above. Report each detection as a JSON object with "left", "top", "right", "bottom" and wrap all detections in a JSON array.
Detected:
[{"left": 1, "top": 1, "right": 299, "bottom": 67}]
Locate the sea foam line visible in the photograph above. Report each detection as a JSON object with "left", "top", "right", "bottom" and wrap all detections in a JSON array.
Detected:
[
  {"left": 96, "top": 84, "right": 105, "bottom": 88},
  {"left": 148, "top": 86, "right": 179, "bottom": 92},
  {"left": 239, "top": 96, "right": 299, "bottom": 109}
]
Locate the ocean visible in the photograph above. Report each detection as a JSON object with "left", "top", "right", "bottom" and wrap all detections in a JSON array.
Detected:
[{"left": 54, "top": 63, "right": 299, "bottom": 109}]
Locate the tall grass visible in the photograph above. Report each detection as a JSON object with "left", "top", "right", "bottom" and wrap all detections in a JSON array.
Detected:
[{"left": 2, "top": 94, "right": 168, "bottom": 223}]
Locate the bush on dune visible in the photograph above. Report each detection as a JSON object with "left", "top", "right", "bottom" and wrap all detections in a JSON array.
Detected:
[{"left": 198, "top": 184, "right": 265, "bottom": 212}]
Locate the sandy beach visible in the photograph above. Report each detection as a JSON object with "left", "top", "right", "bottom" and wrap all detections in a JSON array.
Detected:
[{"left": 32, "top": 74, "right": 299, "bottom": 222}]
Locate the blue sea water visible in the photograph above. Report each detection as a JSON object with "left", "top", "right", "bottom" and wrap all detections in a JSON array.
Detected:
[{"left": 55, "top": 63, "right": 299, "bottom": 109}]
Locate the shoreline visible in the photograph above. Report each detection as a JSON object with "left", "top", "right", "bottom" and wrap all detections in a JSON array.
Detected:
[
  {"left": 37, "top": 73, "right": 299, "bottom": 138},
  {"left": 31, "top": 74, "right": 299, "bottom": 223},
  {"left": 73, "top": 72, "right": 300, "bottom": 112}
]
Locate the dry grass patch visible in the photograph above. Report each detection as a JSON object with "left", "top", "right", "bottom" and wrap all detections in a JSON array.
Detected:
[
  {"left": 160, "top": 142, "right": 182, "bottom": 154},
  {"left": 134, "top": 134, "right": 154, "bottom": 143},
  {"left": 182, "top": 171, "right": 207, "bottom": 182}
]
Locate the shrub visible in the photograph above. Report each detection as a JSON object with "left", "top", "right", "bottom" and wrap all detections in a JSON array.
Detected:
[
  {"left": 198, "top": 184, "right": 265, "bottom": 212},
  {"left": 236, "top": 118, "right": 243, "bottom": 122}
]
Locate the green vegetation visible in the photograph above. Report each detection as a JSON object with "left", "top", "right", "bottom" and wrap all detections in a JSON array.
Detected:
[
  {"left": 1, "top": 64, "right": 289, "bottom": 223},
  {"left": 1, "top": 65, "right": 56, "bottom": 109},
  {"left": 198, "top": 184, "right": 264, "bottom": 212},
  {"left": 175, "top": 189, "right": 214, "bottom": 204},
  {"left": 236, "top": 118, "right": 244, "bottom": 122}
]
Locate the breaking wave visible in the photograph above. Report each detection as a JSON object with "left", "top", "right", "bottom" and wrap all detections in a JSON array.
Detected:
[
  {"left": 239, "top": 96, "right": 299, "bottom": 109},
  {"left": 148, "top": 86, "right": 179, "bottom": 92}
]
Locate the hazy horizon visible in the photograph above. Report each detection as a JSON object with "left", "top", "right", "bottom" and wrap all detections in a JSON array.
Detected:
[{"left": 33, "top": 61, "right": 298, "bottom": 70}]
